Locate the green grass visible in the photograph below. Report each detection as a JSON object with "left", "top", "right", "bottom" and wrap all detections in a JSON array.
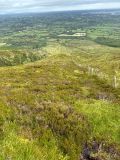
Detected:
[
  {"left": 0, "top": 123, "right": 68, "bottom": 160},
  {"left": 75, "top": 100, "right": 120, "bottom": 145}
]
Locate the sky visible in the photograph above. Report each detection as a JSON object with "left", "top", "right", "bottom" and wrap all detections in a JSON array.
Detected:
[{"left": 0, "top": 0, "right": 120, "bottom": 14}]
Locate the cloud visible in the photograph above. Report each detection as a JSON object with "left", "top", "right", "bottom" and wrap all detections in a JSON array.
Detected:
[{"left": 0, "top": 0, "right": 120, "bottom": 14}]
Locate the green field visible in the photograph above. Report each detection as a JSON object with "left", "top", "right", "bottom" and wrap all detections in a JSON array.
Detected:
[{"left": 0, "top": 10, "right": 120, "bottom": 160}]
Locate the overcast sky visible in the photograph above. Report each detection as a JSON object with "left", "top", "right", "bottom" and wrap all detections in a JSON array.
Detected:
[{"left": 0, "top": 0, "right": 120, "bottom": 14}]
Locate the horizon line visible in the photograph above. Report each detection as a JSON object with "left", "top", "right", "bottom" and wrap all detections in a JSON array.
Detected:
[{"left": 0, "top": 8, "right": 120, "bottom": 16}]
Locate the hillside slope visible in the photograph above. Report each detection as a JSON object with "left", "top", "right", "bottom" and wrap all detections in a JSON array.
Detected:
[{"left": 0, "top": 53, "right": 120, "bottom": 160}]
